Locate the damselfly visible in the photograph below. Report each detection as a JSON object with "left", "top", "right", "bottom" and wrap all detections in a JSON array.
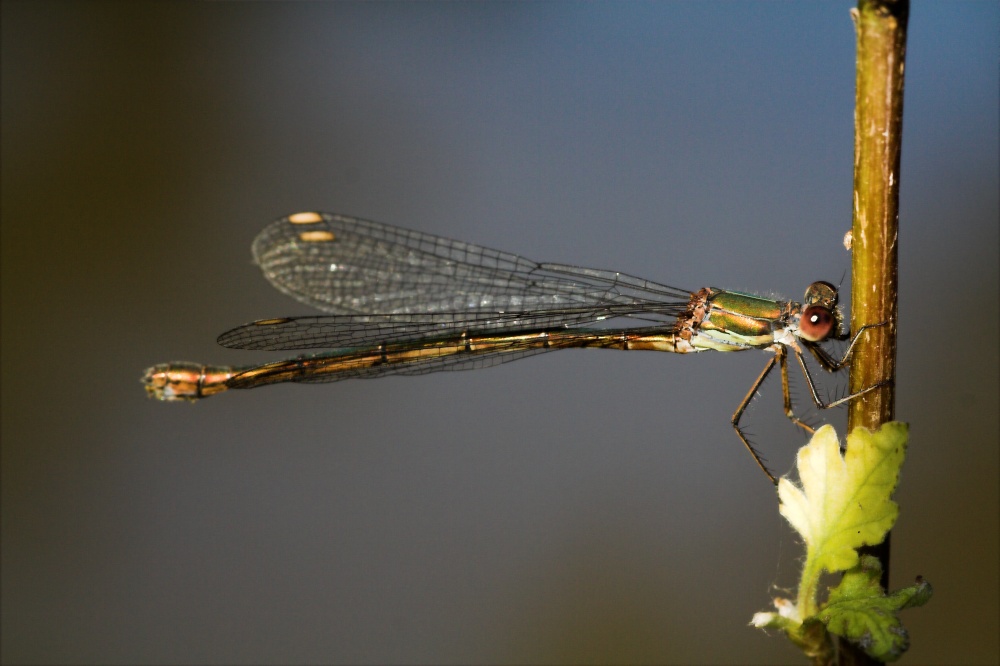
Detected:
[{"left": 143, "top": 211, "right": 884, "bottom": 483}]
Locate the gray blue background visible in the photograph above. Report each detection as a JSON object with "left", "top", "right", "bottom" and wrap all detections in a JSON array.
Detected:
[{"left": 3, "top": 2, "right": 997, "bottom": 663}]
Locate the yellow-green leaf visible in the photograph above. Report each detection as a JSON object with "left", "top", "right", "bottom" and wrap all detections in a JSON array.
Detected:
[{"left": 777, "top": 422, "right": 908, "bottom": 575}]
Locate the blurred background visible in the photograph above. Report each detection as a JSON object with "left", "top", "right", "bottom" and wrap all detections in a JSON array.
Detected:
[{"left": 2, "top": 2, "right": 997, "bottom": 664}]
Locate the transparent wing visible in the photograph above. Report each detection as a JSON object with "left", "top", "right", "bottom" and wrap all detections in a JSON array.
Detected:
[
  {"left": 217, "top": 304, "right": 687, "bottom": 351},
  {"left": 252, "top": 211, "right": 693, "bottom": 315}
]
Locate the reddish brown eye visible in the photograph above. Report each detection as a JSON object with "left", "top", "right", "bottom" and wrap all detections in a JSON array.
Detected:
[{"left": 799, "top": 305, "right": 834, "bottom": 342}]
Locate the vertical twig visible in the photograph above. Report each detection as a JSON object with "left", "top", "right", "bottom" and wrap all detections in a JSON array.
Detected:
[{"left": 842, "top": 0, "right": 908, "bottom": 664}]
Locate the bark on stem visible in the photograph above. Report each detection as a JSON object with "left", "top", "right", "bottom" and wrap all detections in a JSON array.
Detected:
[{"left": 840, "top": 1, "right": 908, "bottom": 664}]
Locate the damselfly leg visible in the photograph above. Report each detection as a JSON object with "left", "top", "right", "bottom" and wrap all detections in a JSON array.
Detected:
[{"left": 731, "top": 322, "right": 891, "bottom": 484}]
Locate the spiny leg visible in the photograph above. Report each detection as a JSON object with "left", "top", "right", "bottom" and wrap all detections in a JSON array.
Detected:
[
  {"left": 778, "top": 345, "right": 819, "bottom": 436},
  {"left": 807, "top": 321, "right": 887, "bottom": 371},
  {"left": 731, "top": 353, "right": 781, "bottom": 485},
  {"left": 794, "top": 345, "right": 891, "bottom": 410},
  {"left": 796, "top": 320, "right": 893, "bottom": 411},
  {"left": 733, "top": 325, "right": 892, "bottom": 486}
]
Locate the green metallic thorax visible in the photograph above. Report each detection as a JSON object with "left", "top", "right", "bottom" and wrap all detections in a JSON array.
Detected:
[{"left": 690, "top": 289, "right": 790, "bottom": 352}]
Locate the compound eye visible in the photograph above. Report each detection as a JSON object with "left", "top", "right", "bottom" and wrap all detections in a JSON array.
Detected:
[{"left": 799, "top": 305, "right": 834, "bottom": 342}]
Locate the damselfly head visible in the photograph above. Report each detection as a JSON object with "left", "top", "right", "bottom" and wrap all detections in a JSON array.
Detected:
[{"left": 798, "top": 281, "right": 843, "bottom": 342}]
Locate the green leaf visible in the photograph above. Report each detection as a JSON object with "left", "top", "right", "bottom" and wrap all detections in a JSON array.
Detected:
[
  {"left": 752, "top": 423, "right": 926, "bottom": 663},
  {"left": 778, "top": 422, "right": 908, "bottom": 575},
  {"left": 819, "top": 555, "right": 933, "bottom": 662}
]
